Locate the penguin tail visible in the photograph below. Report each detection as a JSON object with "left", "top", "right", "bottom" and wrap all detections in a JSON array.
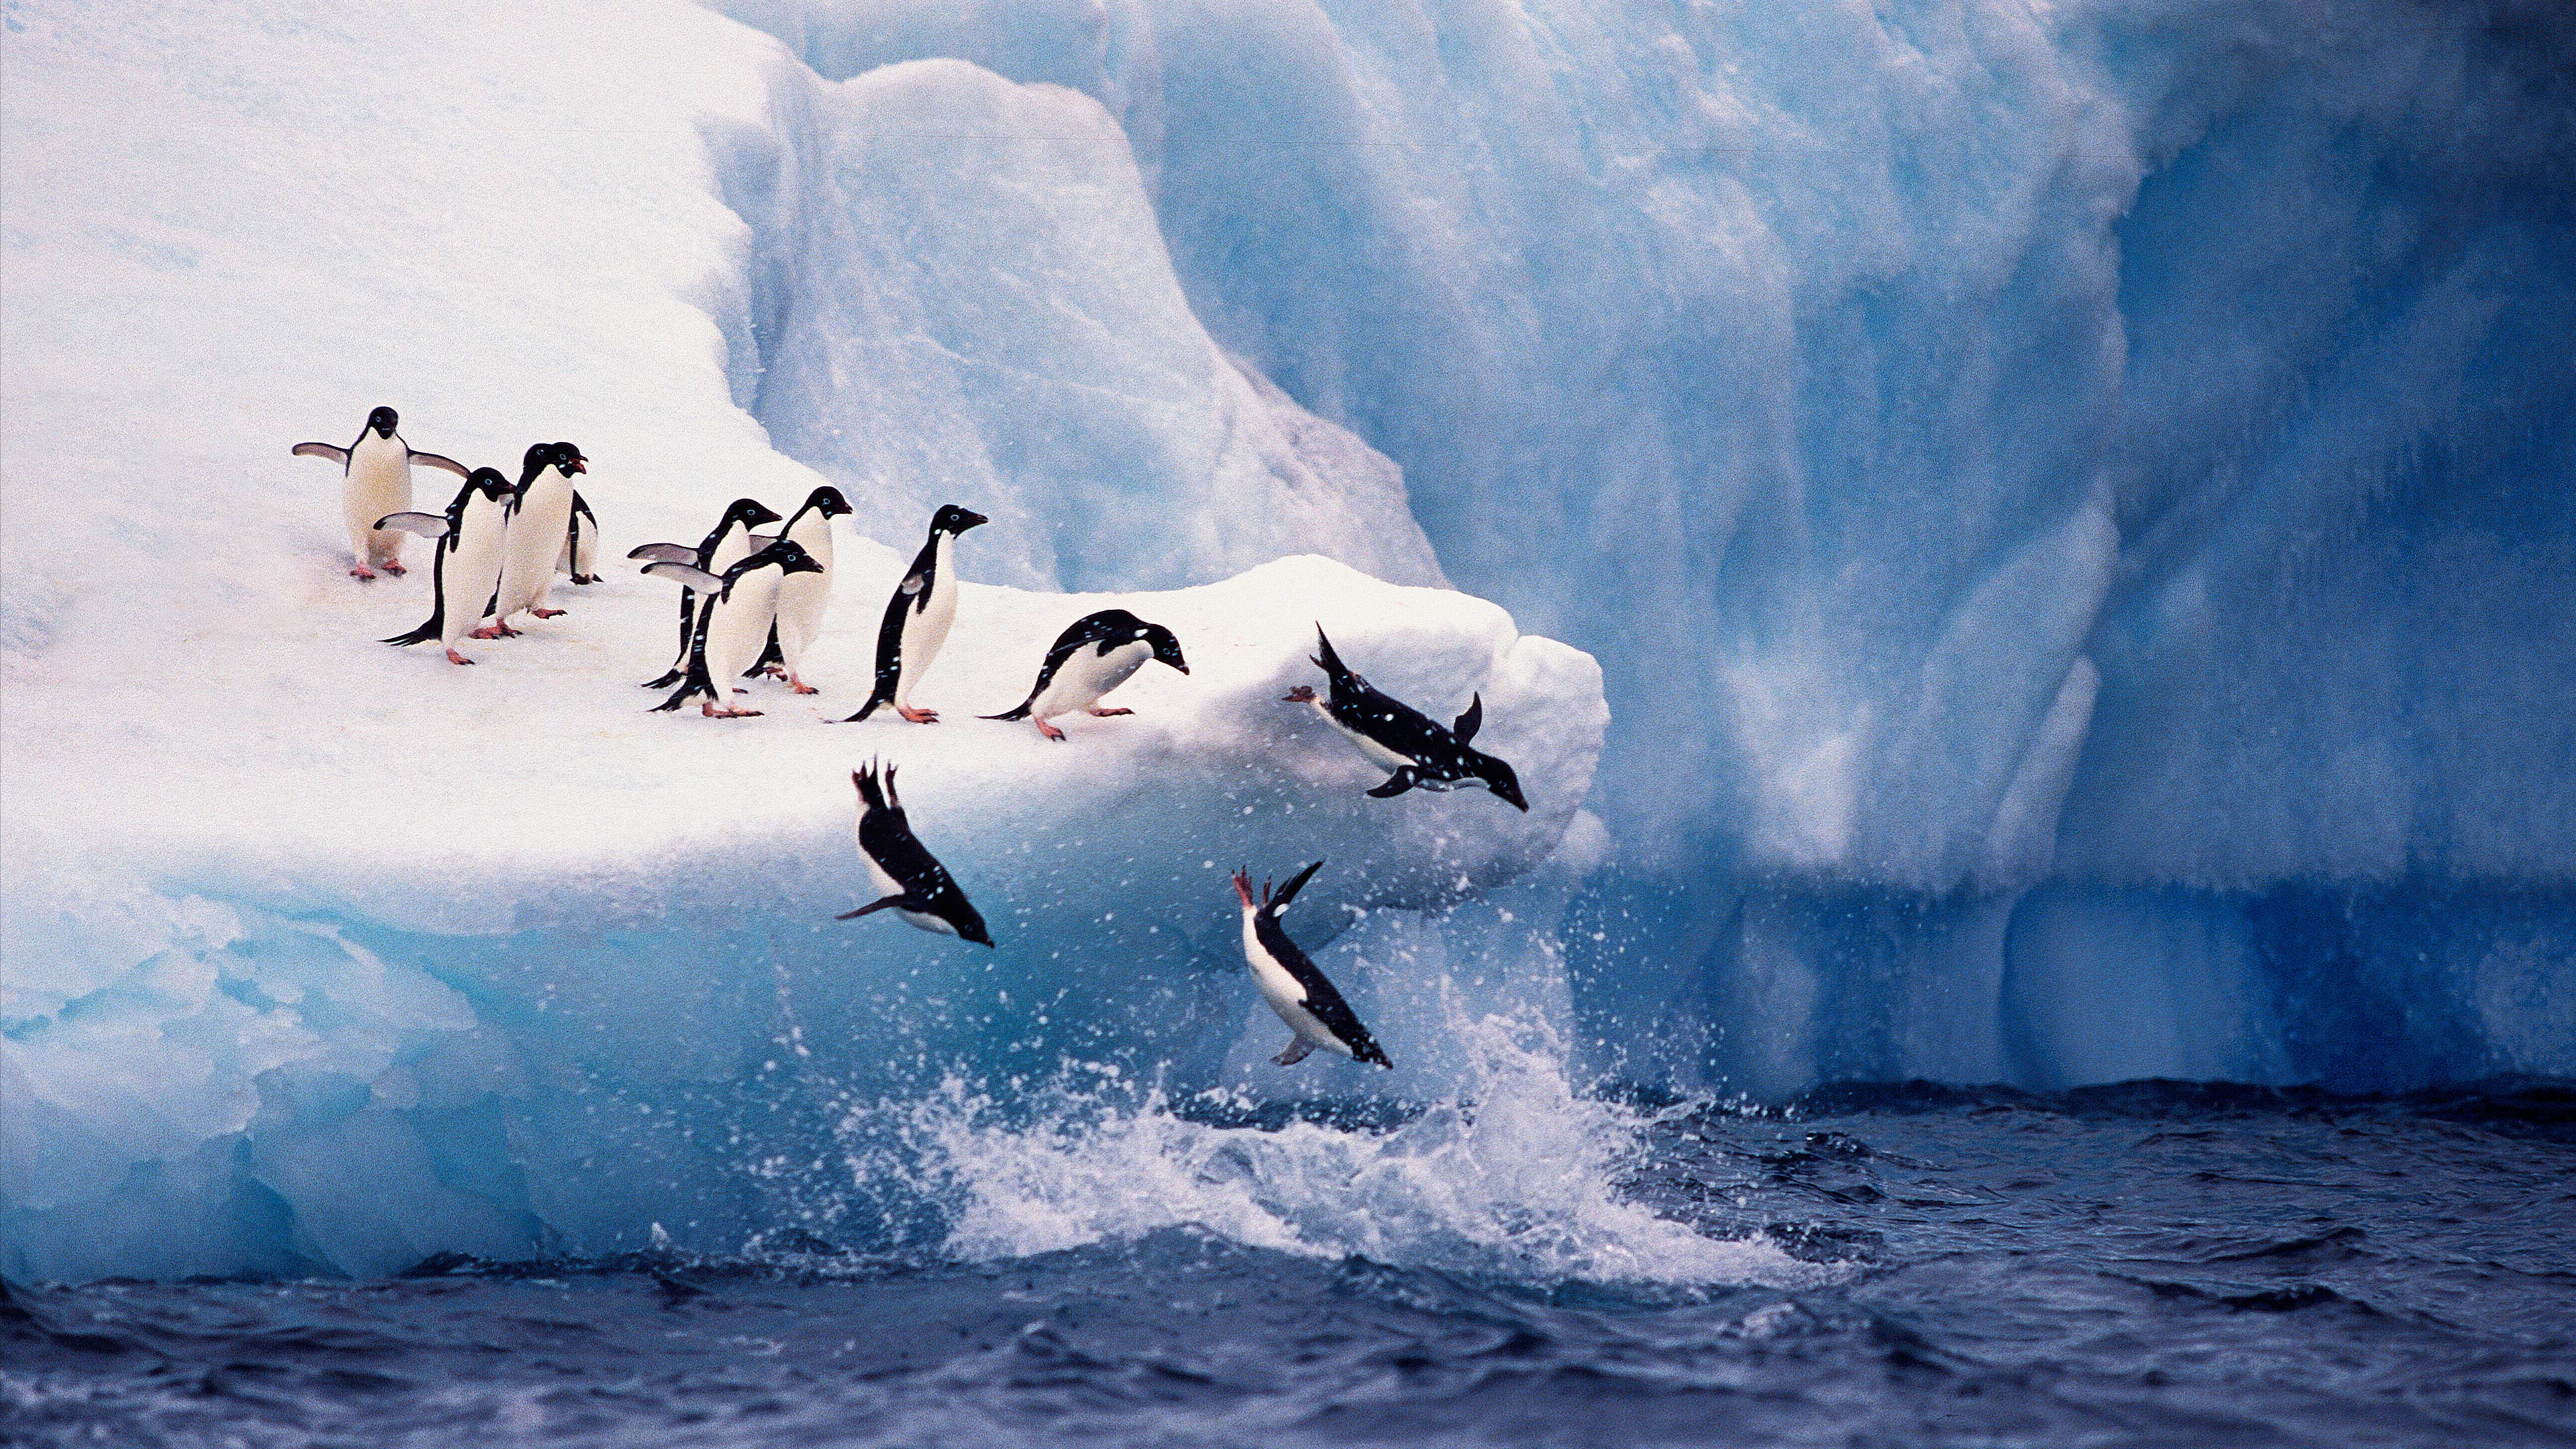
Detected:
[
  {"left": 979, "top": 700, "right": 1034, "bottom": 722},
  {"left": 639, "top": 669, "right": 684, "bottom": 689},
  {"left": 651, "top": 684, "right": 697, "bottom": 713},
  {"left": 382, "top": 620, "right": 439, "bottom": 647},
  {"left": 839, "top": 692, "right": 891, "bottom": 724}
]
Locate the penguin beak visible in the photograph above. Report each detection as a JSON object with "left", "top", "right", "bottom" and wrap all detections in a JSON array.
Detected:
[{"left": 570, "top": 458, "right": 588, "bottom": 474}]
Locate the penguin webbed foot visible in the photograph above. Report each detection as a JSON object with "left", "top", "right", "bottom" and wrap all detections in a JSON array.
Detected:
[
  {"left": 1088, "top": 707, "right": 1134, "bottom": 718},
  {"left": 1273, "top": 1038, "right": 1316, "bottom": 1067},
  {"left": 382, "top": 562, "right": 407, "bottom": 577},
  {"left": 702, "top": 703, "right": 765, "bottom": 718},
  {"left": 468, "top": 625, "right": 518, "bottom": 641},
  {"left": 530, "top": 608, "right": 566, "bottom": 619},
  {"left": 788, "top": 678, "right": 818, "bottom": 696},
  {"left": 898, "top": 706, "right": 941, "bottom": 724},
  {"left": 1036, "top": 718, "right": 1067, "bottom": 742},
  {"left": 349, "top": 564, "right": 376, "bottom": 580},
  {"left": 443, "top": 649, "right": 474, "bottom": 666}
]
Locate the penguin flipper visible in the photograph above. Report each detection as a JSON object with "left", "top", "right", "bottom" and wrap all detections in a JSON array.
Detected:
[
  {"left": 1273, "top": 1038, "right": 1316, "bottom": 1067},
  {"left": 1366, "top": 768, "right": 1421, "bottom": 799},
  {"left": 374, "top": 511, "right": 451, "bottom": 539},
  {"left": 642, "top": 561, "right": 725, "bottom": 593},
  {"left": 292, "top": 442, "right": 347, "bottom": 464},
  {"left": 747, "top": 534, "right": 780, "bottom": 550},
  {"left": 835, "top": 896, "right": 916, "bottom": 922},
  {"left": 1453, "top": 693, "right": 1483, "bottom": 744},
  {"left": 407, "top": 451, "right": 470, "bottom": 479},
  {"left": 627, "top": 542, "right": 696, "bottom": 564}
]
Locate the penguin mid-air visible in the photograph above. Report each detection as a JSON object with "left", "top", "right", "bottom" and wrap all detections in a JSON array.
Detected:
[
  {"left": 983, "top": 608, "right": 1189, "bottom": 741},
  {"left": 1284, "top": 627, "right": 1529, "bottom": 810},
  {"left": 630, "top": 497, "right": 782, "bottom": 689},
  {"left": 476, "top": 441, "right": 588, "bottom": 639},
  {"left": 376, "top": 467, "right": 515, "bottom": 665},
  {"left": 291, "top": 406, "right": 468, "bottom": 580},
  {"left": 747, "top": 484, "right": 851, "bottom": 695},
  {"left": 835, "top": 759, "right": 993, "bottom": 945},
  {"left": 1232, "top": 861, "right": 1391, "bottom": 1068},
  {"left": 556, "top": 492, "right": 600, "bottom": 585},
  {"left": 641, "top": 539, "right": 822, "bottom": 718},
  {"left": 841, "top": 504, "right": 987, "bottom": 724}
]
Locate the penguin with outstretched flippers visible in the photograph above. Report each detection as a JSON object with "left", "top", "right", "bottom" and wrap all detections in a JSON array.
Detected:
[
  {"left": 641, "top": 540, "right": 820, "bottom": 718},
  {"left": 629, "top": 498, "right": 781, "bottom": 688},
  {"left": 837, "top": 759, "right": 991, "bottom": 946},
  {"left": 292, "top": 405, "right": 468, "bottom": 580},
  {"left": 376, "top": 467, "right": 513, "bottom": 666},
  {"left": 1284, "top": 627, "right": 1527, "bottom": 810}
]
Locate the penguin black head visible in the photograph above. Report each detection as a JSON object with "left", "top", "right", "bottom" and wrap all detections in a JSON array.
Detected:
[
  {"left": 553, "top": 441, "right": 588, "bottom": 475},
  {"left": 1473, "top": 754, "right": 1528, "bottom": 812},
  {"left": 931, "top": 504, "right": 988, "bottom": 535},
  {"left": 727, "top": 497, "right": 784, "bottom": 529},
  {"left": 367, "top": 406, "right": 399, "bottom": 438},
  {"left": 753, "top": 539, "right": 826, "bottom": 576},
  {"left": 1139, "top": 620, "right": 1189, "bottom": 675},
  {"left": 467, "top": 466, "right": 514, "bottom": 500},
  {"left": 804, "top": 486, "right": 853, "bottom": 519}
]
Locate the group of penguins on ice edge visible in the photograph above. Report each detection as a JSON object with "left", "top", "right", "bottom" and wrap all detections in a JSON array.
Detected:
[{"left": 296, "top": 407, "right": 1534, "bottom": 1073}]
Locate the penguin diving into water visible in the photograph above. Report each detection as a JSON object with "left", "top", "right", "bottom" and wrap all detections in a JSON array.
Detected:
[
  {"left": 841, "top": 504, "right": 987, "bottom": 724},
  {"left": 629, "top": 497, "right": 781, "bottom": 689},
  {"left": 984, "top": 609, "right": 1189, "bottom": 741},
  {"left": 1232, "top": 861, "right": 1391, "bottom": 1068},
  {"left": 837, "top": 759, "right": 993, "bottom": 946},
  {"left": 640, "top": 539, "right": 822, "bottom": 718},
  {"left": 745, "top": 484, "right": 851, "bottom": 694},
  {"left": 1285, "top": 627, "right": 1528, "bottom": 810},
  {"left": 375, "top": 467, "right": 515, "bottom": 665},
  {"left": 291, "top": 406, "right": 468, "bottom": 580},
  {"left": 475, "top": 441, "right": 589, "bottom": 639}
]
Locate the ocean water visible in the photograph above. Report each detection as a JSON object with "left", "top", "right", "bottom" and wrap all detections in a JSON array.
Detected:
[{"left": 8, "top": 1077, "right": 2571, "bottom": 1448}]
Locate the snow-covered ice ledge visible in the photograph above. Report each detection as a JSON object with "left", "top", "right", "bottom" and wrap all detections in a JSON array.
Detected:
[{"left": 1, "top": 553, "right": 1604, "bottom": 1280}]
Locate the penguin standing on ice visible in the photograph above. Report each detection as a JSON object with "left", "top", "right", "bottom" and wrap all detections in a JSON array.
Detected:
[
  {"left": 746, "top": 484, "right": 851, "bottom": 694},
  {"left": 641, "top": 539, "right": 821, "bottom": 718},
  {"left": 556, "top": 493, "right": 600, "bottom": 585},
  {"left": 835, "top": 759, "right": 992, "bottom": 945},
  {"left": 376, "top": 467, "right": 515, "bottom": 665},
  {"left": 841, "top": 504, "right": 987, "bottom": 724},
  {"left": 476, "top": 441, "right": 588, "bottom": 638},
  {"left": 1284, "top": 627, "right": 1528, "bottom": 810},
  {"left": 630, "top": 498, "right": 782, "bottom": 688},
  {"left": 292, "top": 406, "right": 468, "bottom": 580},
  {"left": 983, "top": 609, "right": 1190, "bottom": 741},
  {"left": 1232, "top": 861, "right": 1391, "bottom": 1068}
]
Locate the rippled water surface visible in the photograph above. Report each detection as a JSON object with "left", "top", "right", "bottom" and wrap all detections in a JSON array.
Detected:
[{"left": 9, "top": 1079, "right": 2573, "bottom": 1448}]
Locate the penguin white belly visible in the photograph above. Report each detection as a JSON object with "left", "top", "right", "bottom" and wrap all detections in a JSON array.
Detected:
[
  {"left": 442, "top": 498, "right": 511, "bottom": 648},
  {"left": 493, "top": 472, "right": 575, "bottom": 620},
  {"left": 1309, "top": 700, "right": 1415, "bottom": 773},
  {"left": 702, "top": 573, "right": 782, "bottom": 692},
  {"left": 775, "top": 522, "right": 835, "bottom": 667},
  {"left": 1034, "top": 641, "right": 1150, "bottom": 720},
  {"left": 345, "top": 435, "right": 411, "bottom": 565},
  {"left": 894, "top": 537, "right": 959, "bottom": 710},
  {"left": 1240, "top": 916, "right": 1356, "bottom": 1059}
]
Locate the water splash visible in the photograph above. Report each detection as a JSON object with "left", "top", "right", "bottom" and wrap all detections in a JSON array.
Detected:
[{"left": 851, "top": 1008, "right": 1838, "bottom": 1290}]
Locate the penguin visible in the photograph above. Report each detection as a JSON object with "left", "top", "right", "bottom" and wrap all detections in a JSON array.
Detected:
[
  {"left": 747, "top": 485, "right": 851, "bottom": 694},
  {"left": 476, "top": 441, "right": 588, "bottom": 637},
  {"left": 1232, "top": 861, "right": 1391, "bottom": 1068},
  {"left": 375, "top": 467, "right": 515, "bottom": 665},
  {"left": 291, "top": 406, "right": 468, "bottom": 580},
  {"left": 1283, "top": 627, "right": 1529, "bottom": 810},
  {"left": 641, "top": 539, "right": 822, "bottom": 717},
  {"left": 840, "top": 504, "right": 987, "bottom": 724},
  {"left": 630, "top": 498, "right": 782, "bottom": 688},
  {"left": 835, "top": 759, "right": 993, "bottom": 946},
  {"left": 556, "top": 492, "right": 600, "bottom": 584},
  {"left": 983, "top": 609, "right": 1189, "bottom": 741}
]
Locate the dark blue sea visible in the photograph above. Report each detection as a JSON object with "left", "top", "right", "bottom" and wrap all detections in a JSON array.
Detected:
[{"left": 8, "top": 1078, "right": 2573, "bottom": 1448}]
